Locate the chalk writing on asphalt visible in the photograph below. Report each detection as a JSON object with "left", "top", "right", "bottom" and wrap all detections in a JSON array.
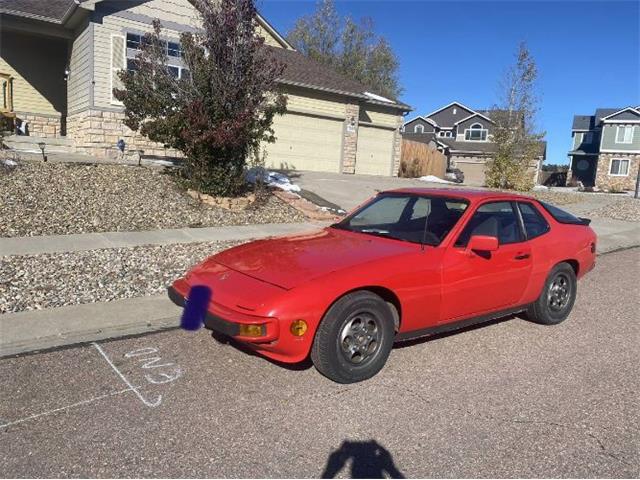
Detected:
[{"left": 124, "top": 347, "right": 183, "bottom": 386}]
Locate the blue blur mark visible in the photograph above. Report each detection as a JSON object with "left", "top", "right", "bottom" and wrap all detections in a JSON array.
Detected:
[{"left": 180, "top": 285, "right": 212, "bottom": 331}]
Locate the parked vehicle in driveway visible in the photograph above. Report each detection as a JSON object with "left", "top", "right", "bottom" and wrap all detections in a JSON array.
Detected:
[{"left": 169, "top": 189, "right": 597, "bottom": 383}]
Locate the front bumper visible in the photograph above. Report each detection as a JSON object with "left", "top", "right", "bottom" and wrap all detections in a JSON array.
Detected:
[{"left": 167, "top": 285, "right": 279, "bottom": 342}]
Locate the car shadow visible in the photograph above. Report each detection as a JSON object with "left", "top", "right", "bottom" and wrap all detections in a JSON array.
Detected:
[
  {"left": 209, "top": 311, "right": 529, "bottom": 369},
  {"left": 393, "top": 312, "right": 526, "bottom": 349},
  {"left": 321, "top": 440, "right": 405, "bottom": 478},
  {"left": 209, "top": 331, "right": 313, "bottom": 371}
]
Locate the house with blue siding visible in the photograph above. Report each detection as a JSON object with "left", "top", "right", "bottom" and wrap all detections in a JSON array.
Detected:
[{"left": 568, "top": 106, "right": 640, "bottom": 191}]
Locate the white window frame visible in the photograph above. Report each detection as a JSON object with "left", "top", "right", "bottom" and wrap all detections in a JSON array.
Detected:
[
  {"left": 608, "top": 158, "right": 630, "bottom": 176},
  {"left": 464, "top": 122, "right": 488, "bottom": 141},
  {"left": 616, "top": 125, "right": 634, "bottom": 144},
  {"left": 438, "top": 130, "right": 453, "bottom": 138},
  {"left": 414, "top": 124, "right": 425, "bottom": 134}
]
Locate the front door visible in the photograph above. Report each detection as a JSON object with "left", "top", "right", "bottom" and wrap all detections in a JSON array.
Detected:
[{"left": 440, "top": 201, "right": 532, "bottom": 322}]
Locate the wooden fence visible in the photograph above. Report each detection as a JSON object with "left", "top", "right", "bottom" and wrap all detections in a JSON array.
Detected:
[{"left": 399, "top": 139, "right": 447, "bottom": 178}]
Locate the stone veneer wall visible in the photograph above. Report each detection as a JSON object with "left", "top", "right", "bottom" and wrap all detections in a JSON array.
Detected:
[
  {"left": 67, "top": 109, "right": 181, "bottom": 160},
  {"left": 340, "top": 103, "right": 359, "bottom": 174},
  {"left": 390, "top": 115, "right": 403, "bottom": 176},
  {"left": 595, "top": 153, "right": 639, "bottom": 191},
  {"left": 16, "top": 112, "right": 62, "bottom": 138}
]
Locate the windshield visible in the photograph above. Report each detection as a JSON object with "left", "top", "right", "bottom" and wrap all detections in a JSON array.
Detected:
[{"left": 332, "top": 194, "right": 469, "bottom": 246}]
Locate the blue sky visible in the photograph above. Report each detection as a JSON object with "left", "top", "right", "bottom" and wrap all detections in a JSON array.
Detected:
[{"left": 259, "top": 0, "right": 640, "bottom": 165}]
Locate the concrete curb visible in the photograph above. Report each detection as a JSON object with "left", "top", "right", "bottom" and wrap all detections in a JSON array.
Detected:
[
  {"left": 0, "top": 295, "right": 181, "bottom": 357},
  {"left": 0, "top": 222, "right": 324, "bottom": 256}
]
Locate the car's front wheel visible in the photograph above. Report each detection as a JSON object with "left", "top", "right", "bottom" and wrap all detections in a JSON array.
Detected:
[
  {"left": 311, "top": 291, "right": 395, "bottom": 383},
  {"left": 526, "top": 262, "right": 577, "bottom": 325}
]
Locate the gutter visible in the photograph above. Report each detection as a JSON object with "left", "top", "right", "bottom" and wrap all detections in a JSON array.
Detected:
[{"left": 277, "top": 79, "right": 412, "bottom": 112}]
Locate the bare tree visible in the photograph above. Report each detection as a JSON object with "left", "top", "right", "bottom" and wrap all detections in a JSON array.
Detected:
[{"left": 485, "top": 42, "right": 545, "bottom": 191}]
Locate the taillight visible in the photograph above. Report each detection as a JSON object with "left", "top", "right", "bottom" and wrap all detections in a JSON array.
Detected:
[{"left": 590, "top": 242, "right": 596, "bottom": 253}]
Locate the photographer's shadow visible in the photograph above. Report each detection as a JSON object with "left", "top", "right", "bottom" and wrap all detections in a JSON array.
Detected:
[{"left": 321, "top": 440, "right": 405, "bottom": 479}]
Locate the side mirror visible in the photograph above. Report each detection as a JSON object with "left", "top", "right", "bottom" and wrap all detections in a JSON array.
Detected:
[{"left": 467, "top": 235, "right": 499, "bottom": 253}]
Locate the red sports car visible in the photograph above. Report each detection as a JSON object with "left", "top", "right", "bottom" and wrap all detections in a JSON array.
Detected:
[{"left": 169, "top": 188, "right": 597, "bottom": 383}]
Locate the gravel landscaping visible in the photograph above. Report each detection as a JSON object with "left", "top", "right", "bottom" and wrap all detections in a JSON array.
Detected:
[
  {"left": 0, "top": 241, "right": 240, "bottom": 314},
  {"left": 0, "top": 162, "right": 305, "bottom": 237},
  {"left": 591, "top": 197, "right": 640, "bottom": 223}
]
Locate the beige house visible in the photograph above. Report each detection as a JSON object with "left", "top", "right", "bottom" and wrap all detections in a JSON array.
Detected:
[{"left": 0, "top": 0, "right": 411, "bottom": 175}]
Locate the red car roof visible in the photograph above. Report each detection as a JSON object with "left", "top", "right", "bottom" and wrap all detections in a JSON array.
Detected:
[{"left": 381, "top": 187, "right": 535, "bottom": 201}]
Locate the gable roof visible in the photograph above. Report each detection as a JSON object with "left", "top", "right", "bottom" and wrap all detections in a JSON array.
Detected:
[
  {"left": 269, "top": 46, "right": 410, "bottom": 110},
  {"left": 601, "top": 106, "right": 640, "bottom": 122},
  {"left": 402, "top": 115, "right": 437, "bottom": 127},
  {"left": 572, "top": 115, "right": 595, "bottom": 131},
  {"left": 0, "top": 0, "right": 292, "bottom": 49},
  {"left": 424, "top": 101, "right": 476, "bottom": 120},
  {"left": 453, "top": 111, "right": 495, "bottom": 126}
]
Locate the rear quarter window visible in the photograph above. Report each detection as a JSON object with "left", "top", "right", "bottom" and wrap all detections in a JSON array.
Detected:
[
  {"left": 518, "top": 202, "right": 550, "bottom": 239},
  {"left": 539, "top": 201, "right": 587, "bottom": 225}
]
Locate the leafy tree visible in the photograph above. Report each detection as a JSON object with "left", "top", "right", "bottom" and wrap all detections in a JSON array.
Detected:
[
  {"left": 485, "top": 42, "right": 545, "bottom": 191},
  {"left": 287, "top": 0, "right": 402, "bottom": 99},
  {"left": 114, "top": 0, "right": 286, "bottom": 197}
]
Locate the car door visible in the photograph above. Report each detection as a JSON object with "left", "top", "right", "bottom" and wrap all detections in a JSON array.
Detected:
[{"left": 440, "top": 201, "right": 533, "bottom": 322}]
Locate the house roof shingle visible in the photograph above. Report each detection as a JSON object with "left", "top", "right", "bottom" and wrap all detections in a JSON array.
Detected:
[
  {"left": 268, "top": 46, "right": 410, "bottom": 111},
  {"left": 0, "top": 0, "right": 80, "bottom": 23}
]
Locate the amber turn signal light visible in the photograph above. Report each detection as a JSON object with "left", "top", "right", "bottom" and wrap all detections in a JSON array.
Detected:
[
  {"left": 290, "top": 319, "right": 308, "bottom": 336},
  {"left": 238, "top": 324, "right": 265, "bottom": 337}
]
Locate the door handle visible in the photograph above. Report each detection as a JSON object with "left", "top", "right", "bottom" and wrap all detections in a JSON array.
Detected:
[{"left": 514, "top": 253, "right": 530, "bottom": 260}]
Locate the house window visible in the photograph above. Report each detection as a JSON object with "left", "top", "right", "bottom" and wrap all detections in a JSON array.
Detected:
[
  {"left": 167, "top": 41, "right": 181, "bottom": 57},
  {"left": 126, "top": 33, "right": 141, "bottom": 50},
  {"left": 465, "top": 123, "right": 488, "bottom": 141},
  {"left": 438, "top": 131, "right": 453, "bottom": 138},
  {"left": 616, "top": 125, "right": 634, "bottom": 144},
  {"left": 414, "top": 124, "right": 425, "bottom": 134},
  {"left": 609, "top": 158, "right": 629, "bottom": 176},
  {"left": 126, "top": 58, "right": 139, "bottom": 73},
  {"left": 127, "top": 32, "right": 181, "bottom": 58},
  {"left": 583, "top": 132, "right": 593, "bottom": 144}
]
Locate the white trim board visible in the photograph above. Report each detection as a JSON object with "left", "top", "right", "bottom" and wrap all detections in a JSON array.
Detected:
[{"left": 424, "top": 101, "right": 477, "bottom": 119}]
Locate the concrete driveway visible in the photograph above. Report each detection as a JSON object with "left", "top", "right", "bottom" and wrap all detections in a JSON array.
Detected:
[
  {"left": 293, "top": 171, "right": 640, "bottom": 254},
  {"left": 1, "top": 248, "right": 638, "bottom": 477},
  {"left": 294, "top": 170, "right": 440, "bottom": 212}
]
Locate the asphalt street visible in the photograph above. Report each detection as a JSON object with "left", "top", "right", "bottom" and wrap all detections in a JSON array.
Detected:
[{"left": 1, "top": 248, "right": 638, "bottom": 478}]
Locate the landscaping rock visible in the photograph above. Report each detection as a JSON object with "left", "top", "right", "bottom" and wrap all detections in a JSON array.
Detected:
[
  {"left": 0, "top": 163, "right": 306, "bottom": 237},
  {"left": 0, "top": 240, "right": 241, "bottom": 314}
]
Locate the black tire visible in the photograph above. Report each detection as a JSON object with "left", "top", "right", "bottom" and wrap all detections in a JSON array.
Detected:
[
  {"left": 526, "top": 262, "right": 577, "bottom": 325},
  {"left": 311, "top": 291, "right": 395, "bottom": 383}
]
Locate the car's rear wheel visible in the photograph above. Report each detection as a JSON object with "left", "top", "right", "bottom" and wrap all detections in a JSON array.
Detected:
[
  {"left": 311, "top": 291, "right": 395, "bottom": 383},
  {"left": 526, "top": 262, "right": 577, "bottom": 325}
]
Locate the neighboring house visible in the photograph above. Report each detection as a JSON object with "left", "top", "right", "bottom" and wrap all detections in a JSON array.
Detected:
[
  {"left": 0, "top": 0, "right": 411, "bottom": 176},
  {"left": 401, "top": 101, "right": 546, "bottom": 186},
  {"left": 568, "top": 106, "right": 640, "bottom": 191}
]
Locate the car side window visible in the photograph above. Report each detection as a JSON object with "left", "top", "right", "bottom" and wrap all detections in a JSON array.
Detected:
[
  {"left": 455, "top": 201, "right": 524, "bottom": 247},
  {"left": 518, "top": 202, "right": 550, "bottom": 240}
]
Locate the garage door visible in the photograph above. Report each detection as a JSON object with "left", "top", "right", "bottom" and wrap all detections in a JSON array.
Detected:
[
  {"left": 456, "top": 161, "right": 487, "bottom": 186},
  {"left": 263, "top": 113, "right": 343, "bottom": 172},
  {"left": 355, "top": 126, "right": 394, "bottom": 175}
]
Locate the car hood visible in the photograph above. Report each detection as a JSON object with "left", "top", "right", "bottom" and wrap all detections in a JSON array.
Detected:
[{"left": 212, "top": 227, "right": 417, "bottom": 290}]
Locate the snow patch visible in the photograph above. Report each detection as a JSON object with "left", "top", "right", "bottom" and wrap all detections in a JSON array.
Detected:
[
  {"left": 246, "top": 167, "right": 301, "bottom": 192},
  {"left": 418, "top": 175, "right": 456, "bottom": 184},
  {"left": 364, "top": 91, "right": 394, "bottom": 103}
]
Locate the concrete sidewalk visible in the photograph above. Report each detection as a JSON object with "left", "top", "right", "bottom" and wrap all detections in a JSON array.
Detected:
[
  {"left": 0, "top": 222, "right": 323, "bottom": 256},
  {"left": 0, "top": 294, "right": 180, "bottom": 357}
]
